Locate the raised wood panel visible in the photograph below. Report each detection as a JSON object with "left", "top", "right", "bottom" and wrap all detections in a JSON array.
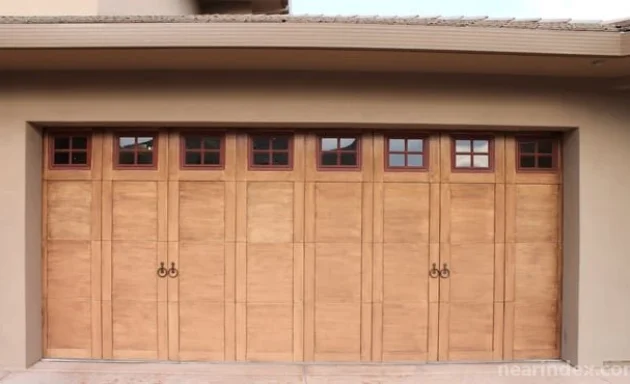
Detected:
[
  {"left": 383, "top": 243, "right": 429, "bottom": 303},
  {"left": 315, "top": 303, "right": 361, "bottom": 359},
  {"left": 112, "top": 182, "right": 158, "bottom": 241},
  {"left": 247, "top": 243, "right": 293, "bottom": 303},
  {"left": 46, "top": 299, "right": 92, "bottom": 357},
  {"left": 382, "top": 303, "right": 428, "bottom": 359},
  {"left": 111, "top": 241, "right": 157, "bottom": 300},
  {"left": 47, "top": 241, "right": 91, "bottom": 299},
  {"left": 442, "top": 184, "right": 495, "bottom": 244},
  {"left": 179, "top": 302, "right": 225, "bottom": 360},
  {"left": 315, "top": 244, "right": 361, "bottom": 303},
  {"left": 246, "top": 304, "right": 294, "bottom": 361},
  {"left": 383, "top": 183, "right": 430, "bottom": 243},
  {"left": 447, "top": 244, "right": 495, "bottom": 303},
  {"left": 47, "top": 181, "right": 92, "bottom": 240},
  {"left": 513, "top": 184, "right": 560, "bottom": 243},
  {"left": 179, "top": 182, "right": 225, "bottom": 242},
  {"left": 513, "top": 301, "right": 559, "bottom": 358},
  {"left": 112, "top": 300, "right": 158, "bottom": 359},
  {"left": 179, "top": 242, "right": 225, "bottom": 302},
  {"left": 247, "top": 182, "right": 294, "bottom": 243},
  {"left": 315, "top": 183, "right": 362, "bottom": 243}
]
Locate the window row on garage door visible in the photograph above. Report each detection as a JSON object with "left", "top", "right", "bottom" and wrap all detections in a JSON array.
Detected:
[{"left": 43, "top": 129, "right": 561, "bottom": 362}]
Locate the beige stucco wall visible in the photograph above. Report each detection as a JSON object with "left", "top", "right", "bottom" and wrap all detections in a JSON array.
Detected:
[
  {"left": 0, "top": 70, "right": 628, "bottom": 368},
  {"left": 0, "top": 0, "right": 197, "bottom": 16}
]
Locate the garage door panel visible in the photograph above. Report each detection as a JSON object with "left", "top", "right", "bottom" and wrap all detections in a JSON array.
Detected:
[
  {"left": 179, "top": 302, "right": 225, "bottom": 357},
  {"left": 383, "top": 303, "right": 428, "bottom": 354},
  {"left": 47, "top": 181, "right": 92, "bottom": 240},
  {"left": 247, "top": 182, "right": 294, "bottom": 243},
  {"left": 444, "top": 184, "right": 495, "bottom": 244},
  {"left": 315, "top": 244, "right": 361, "bottom": 303},
  {"left": 112, "top": 300, "right": 158, "bottom": 358},
  {"left": 315, "top": 303, "right": 361, "bottom": 356},
  {"left": 383, "top": 243, "right": 428, "bottom": 303},
  {"left": 47, "top": 298, "right": 92, "bottom": 352},
  {"left": 247, "top": 304, "right": 294, "bottom": 361},
  {"left": 179, "top": 182, "right": 225, "bottom": 242},
  {"left": 515, "top": 243, "right": 558, "bottom": 302},
  {"left": 514, "top": 185, "right": 559, "bottom": 243},
  {"left": 47, "top": 240, "right": 92, "bottom": 299},
  {"left": 247, "top": 243, "right": 293, "bottom": 303},
  {"left": 112, "top": 182, "right": 158, "bottom": 241},
  {"left": 179, "top": 242, "right": 225, "bottom": 302},
  {"left": 448, "top": 244, "right": 495, "bottom": 303},
  {"left": 112, "top": 241, "right": 157, "bottom": 300},
  {"left": 446, "top": 303, "right": 494, "bottom": 353},
  {"left": 315, "top": 183, "right": 362, "bottom": 243},
  {"left": 513, "top": 301, "right": 558, "bottom": 353},
  {"left": 383, "top": 183, "right": 430, "bottom": 243}
]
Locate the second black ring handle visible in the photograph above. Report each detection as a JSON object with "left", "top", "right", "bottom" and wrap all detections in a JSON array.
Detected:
[
  {"left": 439, "top": 263, "right": 451, "bottom": 279},
  {"left": 168, "top": 262, "right": 179, "bottom": 278}
]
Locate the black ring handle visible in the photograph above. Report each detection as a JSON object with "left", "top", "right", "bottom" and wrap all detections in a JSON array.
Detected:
[
  {"left": 429, "top": 263, "right": 440, "bottom": 278},
  {"left": 157, "top": 262, "right": 168, "bottom": 278},
  {"left": 439, "top": 263, "right": 451, "bottom": 279},
  {"left": 168, "top": 262, "right": 179, "bottom": 278}
]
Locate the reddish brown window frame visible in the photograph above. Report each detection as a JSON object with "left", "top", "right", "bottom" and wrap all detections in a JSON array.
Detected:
[
  {"left": 180, "top": 133, "right": 225, "bottom": 170},
  {"left": 48, "top": 131, "right": 92, "bottom": 170},
  {"left": 248, "top": 133, "right": 294, "bottom": 170},
  {"left": 516, "top": 135, "right": 559, "bottom": 172},
  {"left": 317, "top": 135, "right": 362, "bottom": 170},
  {"left": 451, "top": 135, "right": 495, "bottom": 172},
  {"left": 385, "top": 135, "right": 429, "bottom": 171},
  {"left": 114, "top": 132, "right": 158, "bottom": 169}
]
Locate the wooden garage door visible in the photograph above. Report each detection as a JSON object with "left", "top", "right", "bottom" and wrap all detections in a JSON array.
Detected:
[{"left": 43, "top": 129, "right": 560, "bottom": 362}]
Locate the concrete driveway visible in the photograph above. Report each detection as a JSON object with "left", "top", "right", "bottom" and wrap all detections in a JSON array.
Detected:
[{"left": 1, "top": 361, "right": 629, "bottom": 383}]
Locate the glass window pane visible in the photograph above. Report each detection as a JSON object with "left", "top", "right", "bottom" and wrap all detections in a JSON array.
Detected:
[
  {"left": 119, "top": 137, "right": 136, "bottom": 149},
  {"left": 538, "top": 156, "right": 553, "bottom": 168},
  {"left": 321, "top": 152, "right": 338, "bottom": 166},
  {"left": 118, "top": 151, "right": 135, "bottom": 165},
  {"left": 253, "top": 137, "right": 270, "bottom": 150},
  {"left": 473, "top": 140, "right": 489, "bottom": 153},
  {"left": 54, "top": 137, "right": 70, "bottom": 150},
  {"left": 407, "top": 139, "right": 423, "bottom": 152},
  {"left": 203, "top": 137, "right": 221, "bottom": 150},
  {"left": 72, "top": 136, "right": 88, "bottom": 150},
  {"left": 272, "top": 152, "right": 289, "bottom": 166},
  {"left": 185, "top": 152, "right": 202, "bottom": 165},
  {"left": 520, "top": 155, "right": 536, "bottom": 168},
  {"left": 185, "top": 137, "right": 202, "bottom": 150},
  {"left": 455, "top": 154, "right": 471, "bottom": 168},
  {"left": 519, "top": 142, "right": 536, "bottom": 154},
  {"left": 538, "top": 140, "right": 553, "bottom": 154},
  {"left": 137, "top": 152, "right": 153, "bottom": 165},
  {"left": 253, "top": 153, "right": 270, "bottom": 165},
  {"left": 408, "top": 154, "right": 423, "bottom": 167},
  {"left": 389, "top": 139, "right": 405, "bottom": 152},
  {"left": 340, "top": 138, "right": 357, "bottom": 151},
  {"left": 473, "top": 155, "right": 489, "bottom": 168},
  {"left": 53, "top": 152, "right": 70, "bottom": 164},
  {"left": 203, "top": 152, "right": 221, "bottom": 165},
  {"left": 271, "top": 137, "right": 289, "bottom": 150},
  {"left": 455, "top": 140, "right": 471, "bottom": 153},
  {"left": 389, "top": 154, "right": 405, "bottom": 167},
  {"left": 71, "top": 152, "right": 87, "bottom": 165},
  {"left": 321, "top": 138, "right": 338, "bottom": 151},
  {"left": 340, "top": 153, "right": 357, "bottom": 166},
  {"left": 137, "top": 137, "right": 154, "bottom": 150}
]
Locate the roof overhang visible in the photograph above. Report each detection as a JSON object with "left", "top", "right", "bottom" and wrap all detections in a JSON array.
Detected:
[{"left": 1, "top": 16, "right": 629, "bottom": 82}]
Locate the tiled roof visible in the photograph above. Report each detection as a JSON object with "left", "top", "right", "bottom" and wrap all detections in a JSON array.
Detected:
[{"left": 1, "top": 14, "right": 629, "bottom": 32}]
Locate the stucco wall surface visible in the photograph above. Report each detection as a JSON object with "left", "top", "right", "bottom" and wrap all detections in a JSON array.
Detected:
[{"left": 0, "top": 71, "right": 628, "bottom": 368}]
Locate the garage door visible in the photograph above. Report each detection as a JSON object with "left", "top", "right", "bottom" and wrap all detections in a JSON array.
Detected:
[{"left": 42, "top": 129, "right": 561, "bottom": 362}]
